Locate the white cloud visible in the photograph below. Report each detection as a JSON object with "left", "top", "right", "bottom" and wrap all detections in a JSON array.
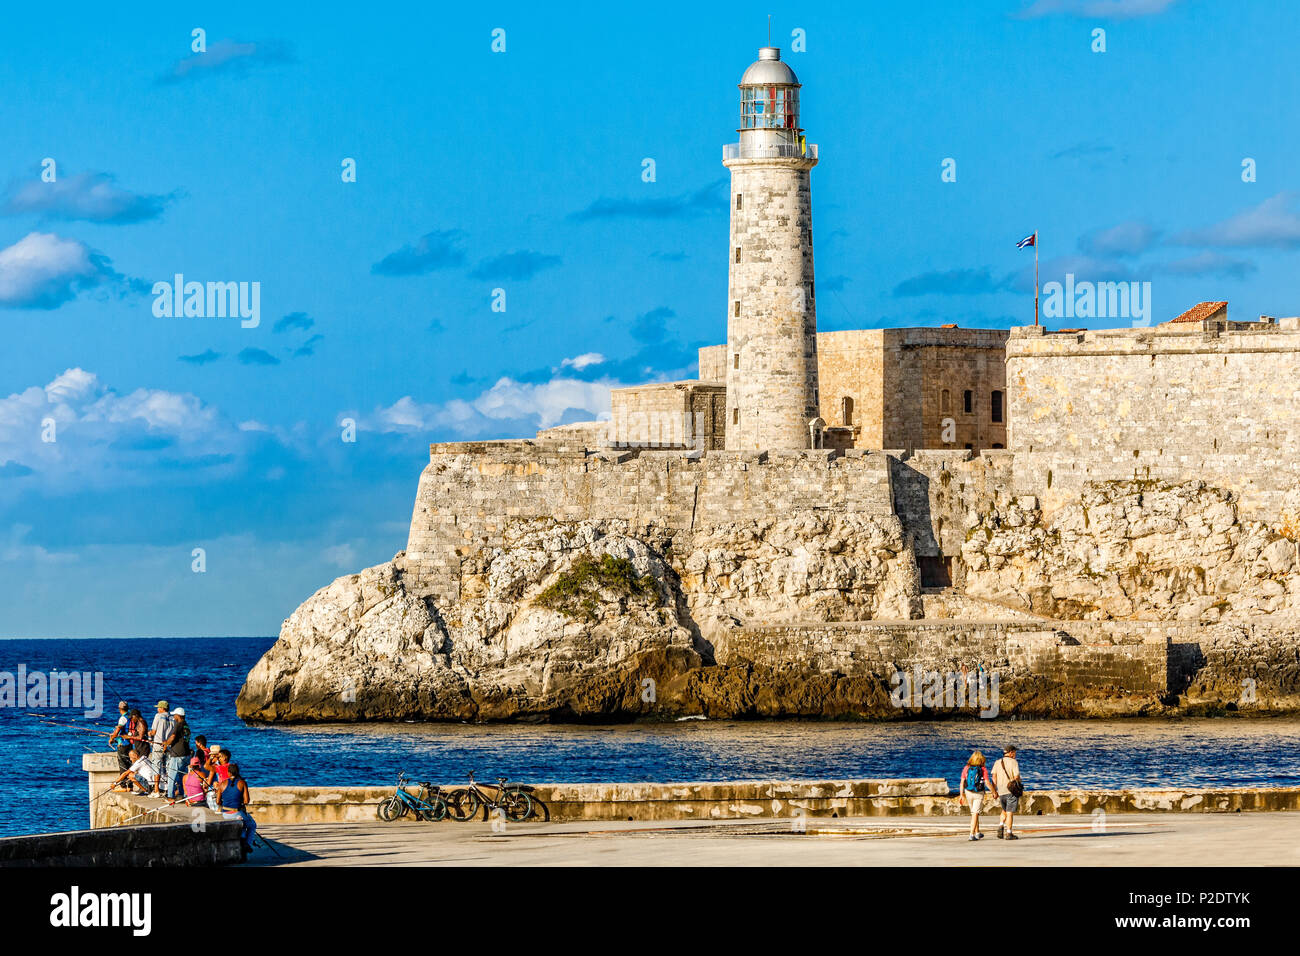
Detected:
[
  {"left": 0, "top": 232, "right": 117, "bottom": 309},
  {"left": 3, "top": 172, "right": 173, "bottom": 224},
  {"left": 1018, "top": 0, "right": 1177, "bottom": 17},
  {"left": 1080, "top": 221, "right": 1160, "bottom": 257},
  {"left": 367, "top": 375, "right": 620, "bottom": 437},
  {"left": 0, "top": 368, "right": 254, "bottom": 491},
  {"left": 560, "top": 352, "right": 605, "bottom": 370},
  {"left": 1176, "top": 192, "right": 1300, "bottom": 249},
  {"left": 323, "top": 543, "right": 358, "bottom": 569}
]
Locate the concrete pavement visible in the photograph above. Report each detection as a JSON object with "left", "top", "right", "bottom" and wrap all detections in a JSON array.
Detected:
[{"left": 248, "top": 812, "right": 1300, "bottom": 866}]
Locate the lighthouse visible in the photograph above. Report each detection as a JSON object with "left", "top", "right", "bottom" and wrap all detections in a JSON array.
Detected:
[{"left": 723, "top": 46, "right": 821, "bottom": 451}]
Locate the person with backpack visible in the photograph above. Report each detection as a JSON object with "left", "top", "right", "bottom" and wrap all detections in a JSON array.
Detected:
[
  {"left": 162, "top": 706, "right": 192, "bottom": 800},
  {"left": 958, "top": 750, "right": 998, "bottom": 841},
  {"left": 992, "top": 745, "right": 1023, "bottom": 840}
]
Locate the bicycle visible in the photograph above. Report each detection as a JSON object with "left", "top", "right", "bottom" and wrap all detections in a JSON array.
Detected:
[
  {"left": 377, "top": 773, "right": 449, "bottom": 822},
  {"left": 446, "top": 772, "right": 533, "bottom": 823}
]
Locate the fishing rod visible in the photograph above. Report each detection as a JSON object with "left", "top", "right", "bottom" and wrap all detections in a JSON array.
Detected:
[
  {"left": 33, "top": 720, "right": 116, "bottom": 739},
  {"left": 252, "top": 834, "right": 283, "bottom": 859},
  {"left": 116, "top": 791, "right": 210, "bottom": 826}
]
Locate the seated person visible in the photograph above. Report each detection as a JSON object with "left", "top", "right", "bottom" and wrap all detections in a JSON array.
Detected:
[{"left": 111, "top": 749, "right": 158, "bottom": 794}]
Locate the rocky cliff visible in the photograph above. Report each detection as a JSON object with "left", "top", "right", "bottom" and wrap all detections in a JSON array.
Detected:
[
  {"left": 237, "top": 511, "right": 918, "bottom": 721},
  {"left": 238, "top": 470, "right": 1300, "bottom": 722}
]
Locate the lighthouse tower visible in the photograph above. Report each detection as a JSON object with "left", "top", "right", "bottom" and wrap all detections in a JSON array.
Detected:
[{"left": 723, "top": 46, "right": 821, "bottom": 451}]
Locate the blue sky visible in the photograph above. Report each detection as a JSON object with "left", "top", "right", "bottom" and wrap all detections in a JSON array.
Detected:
[{"left": 2, "top": 0, "right": 1297, "bottom": 636}]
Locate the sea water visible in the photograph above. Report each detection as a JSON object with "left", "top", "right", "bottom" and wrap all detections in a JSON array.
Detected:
[{"left": 2, "top": 636, "right": 1299, "bottom": 837}]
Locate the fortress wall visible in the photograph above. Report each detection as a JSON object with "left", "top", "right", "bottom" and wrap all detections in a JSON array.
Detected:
[
  {"left": 698, "top": 344, "right": 727, "bottom": 383},
  {"left": 609, "top": 381, "right": 725, "bottom": 449},
  {"left": 1007, "top": 324, "right": 1300, "bottom": 522},
  {"left": 815, "top": 330, "right": 888, "bottom": 446},
  {"left": 888, "top": 451, "right": 1016, "bottom": 560},
  {"left": 403, "top": 443, "right": 897, "bottom": 603},
  {"left": 716, "top": 620, "right": 1171, "bottom": 694},
  {"left": 913, "top": 330, "right": 1009, "bottom": 451}
]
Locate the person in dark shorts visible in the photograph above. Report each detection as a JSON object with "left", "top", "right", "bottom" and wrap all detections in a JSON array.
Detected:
[
  {"left": 992, "top": 745, "right": 1023, "bottom": 840},
  {"left": 107, "top": 701, "right": 132, "bottom": 776}
]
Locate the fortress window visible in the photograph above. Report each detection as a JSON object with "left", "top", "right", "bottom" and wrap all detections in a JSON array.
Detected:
[
  {"left": 991, "top": 390, "right": 1004, "bottom": 423},
  {"left": 732, "top": 407, "right": 739, "bottom": 425},
  {"left": 736, "top": 193, "right": 743, "bottom": 210},
  {"left": 963, "top": 390, "right": 973, "bottom": 414},
  {"left": 733, "top": 301, "right": 741, "bottom": 317},
  {"left": 940, "top": 389, "right": 951, "bottom": 414},
  {"left": 992, "top": 443, "right": 1004, "bottom": 449},
  {"left": 733, "top": 353, "right": 740, "bottom": 370},
  {"left": 841, "top": 396, "right": 854, "bottom": 426},
  {"left": 965, "top": 443, "right": 973, "bottom": 450},
  {"left": 735, "top": 246, "right": 742, "bottom": 263},
  {"left": 810, "top": 281, "right": 815, "bottom": 300}
]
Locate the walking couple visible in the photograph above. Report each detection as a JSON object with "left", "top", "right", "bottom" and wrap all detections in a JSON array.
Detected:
[{"left": 958, "top": 745, "right": 1023, "bottom": 842}]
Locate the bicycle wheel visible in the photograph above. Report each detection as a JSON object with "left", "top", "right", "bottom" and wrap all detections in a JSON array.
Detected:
[
  {"left": 377, "top": 795, "right": 406, "bottom": 821},
  {"left": 447, "top": 788, "right": 481, "bottom": 822},
  {"left": 419, "top": 793, "right": 449, "bottom": 822},
  {"left": 502, "top": 789, "right": 533, "bottom": 822},
  {"left": 523, "top": 792, "right": 550, "bottom": 822}
]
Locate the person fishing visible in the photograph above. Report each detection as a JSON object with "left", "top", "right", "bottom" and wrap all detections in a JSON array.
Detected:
[
  {"left": 162, "top": 706, "right": 192, "bottom": 799},
  {"left": 111, "top": 748, "right": 159, "bottom": 795},
  {"left": 219, "top": 763, "right": 257, "bottom": 860},
  {"left": 206, "top": 747, "right": 231, "bottom": 810},
  {"left": 181, "top": 756, "right": 211, "bottom": 808},
  {"left": 148, "top": 701, "right": 171, "bottom": 796},
  {"left": 194, "top": 735, "right": 211, "bottom": 769},
  {"left": 126, "top": 709, "right": 149, "bottom": 755},
  {"left": 107, "top": 701, "right": 132, "bottom": 778}
]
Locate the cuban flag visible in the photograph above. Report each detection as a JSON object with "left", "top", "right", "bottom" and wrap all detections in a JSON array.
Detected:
[{"left": 1016, "top": 232, "right": 1036, "bottom": 249}]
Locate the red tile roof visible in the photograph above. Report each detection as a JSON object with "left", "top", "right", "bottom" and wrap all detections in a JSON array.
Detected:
[{"left": 1168, "top": 301, "right": 1227, "bottom": 324}]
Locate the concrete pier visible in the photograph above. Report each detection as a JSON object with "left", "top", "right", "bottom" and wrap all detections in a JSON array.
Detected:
[
  {"left": 84, "top": 753, "right": 1300, "bottom": 830},
  {"left": 246, "top": 812, "right": 1300, "bottom": 867}
]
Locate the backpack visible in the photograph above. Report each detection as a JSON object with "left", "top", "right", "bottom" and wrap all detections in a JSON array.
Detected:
[
  {"left": 998, "top": 759, "right": 1025, "bottom": 797},
  {"left": 964, "top": 765, "right": 984, "bottom": 793},
  {"left": 169, "top": 721, "right": 191, "bottom": 758}
]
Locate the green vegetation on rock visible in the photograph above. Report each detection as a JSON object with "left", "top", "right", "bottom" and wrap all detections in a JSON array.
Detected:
[{"left": 534, "top": 554, "right": 660, "bottom": 621}]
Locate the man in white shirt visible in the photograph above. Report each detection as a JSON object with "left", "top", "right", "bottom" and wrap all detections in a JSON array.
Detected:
[
  {"left": 991, "top": 745, "right": 1022, "bottom": 840},
  {"left": 111, "top": 748, "right": 158, "bottom": 794}
]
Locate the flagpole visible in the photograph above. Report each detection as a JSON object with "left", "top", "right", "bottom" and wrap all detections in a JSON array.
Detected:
[{"left": 1034, "top": 230, "right": 1039, "bottom": 327}]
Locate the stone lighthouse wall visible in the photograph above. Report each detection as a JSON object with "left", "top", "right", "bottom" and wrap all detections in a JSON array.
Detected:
[{"left": 724, "top": 158, "right": 819, "bottom": 451}]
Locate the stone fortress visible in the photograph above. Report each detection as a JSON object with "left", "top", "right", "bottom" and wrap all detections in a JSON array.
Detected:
[{"left": 238, "top": 49, "right": 1300, "bottom": 723}]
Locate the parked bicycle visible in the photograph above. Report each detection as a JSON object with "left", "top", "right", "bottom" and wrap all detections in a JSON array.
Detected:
[
  {"left": 377, "top": 773, "right": 449, "bottom": 822},
  {"left": 446, "top": 772, "right": 534, "bottom": 823}
]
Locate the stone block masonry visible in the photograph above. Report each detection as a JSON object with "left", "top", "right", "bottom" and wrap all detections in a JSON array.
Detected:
[
  {"left": 724, "top": 158, "right": 820, "bottom": 451},
  {"left": 403, "top": 441, "right": 896, "bottom": 605},
  {"left": 715, "top": 620, "right": 1172, "bottom": 697},
  {"left": 1007, "top": 322, "right": 1300, "bottom": 523}
]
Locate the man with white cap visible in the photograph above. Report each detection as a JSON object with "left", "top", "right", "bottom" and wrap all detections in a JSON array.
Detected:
[{"left": 162, "top": 706, "right": 192, "bottom": 799}]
